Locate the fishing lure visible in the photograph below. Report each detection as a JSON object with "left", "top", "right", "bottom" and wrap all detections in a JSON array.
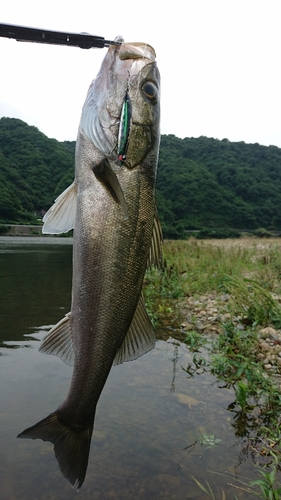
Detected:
[{"left": 117, "top": 92, "right": 132, "bottom": 161}]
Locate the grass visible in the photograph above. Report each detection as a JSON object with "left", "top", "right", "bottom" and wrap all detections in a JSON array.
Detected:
[
  {"left": 144, "top": 237, "right": 281, "bottom": 328},
  {"left": 143, "top": 237, "right": 281, "bottom": 499}
]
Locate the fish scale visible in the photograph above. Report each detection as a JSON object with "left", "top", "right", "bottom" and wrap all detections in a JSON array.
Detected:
[{"left": 18, "top": 39, "right": 161, "bottom": 489}]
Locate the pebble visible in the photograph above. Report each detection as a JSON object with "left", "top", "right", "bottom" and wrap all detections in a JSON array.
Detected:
[
  {"left": 175, "top": 393, "right": 199, "bottom": 406},
  {"left": 260, "top": 342, "right": 270, "bottom": 352},
  {"left": 197, "top": 324, "right": 205, "bottom": 331},
  {"left": 107, "top": 490, "right": 118, "bottom": 500},
  {"left": 220, "top": 294, "right": 231, "bottom": 302},
  {"left": 203, "top": 323, "right": 213, "bottom": 330},
  {"left": 260, "top": 326, "right": 278, "bottom": 338},
  {"left": 181, "top": 291, "right": 281, "bottom": 375},
  {"left": 180, "top": 323, "right": 193, "bottom": 331},
  {"left": 162, "top": 474, "right": 181, "bottom": 488},
  {"left": 223, "top": 313, "right": 231, "bottom": 319}
]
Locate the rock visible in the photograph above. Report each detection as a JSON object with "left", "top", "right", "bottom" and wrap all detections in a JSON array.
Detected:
[
  {"left": 175, "top": 393, "right": 199, "bottom": 406},
  {"left": 264, "top": 363, "right": 272, "bottom": 370},
  {"left": 220, "top": 294, "right": 231, "bottom": 302},
  {"left": 222, "top": 313, "right": 231, "bottom": 320},
  {"left": 181, "top": 322, "right": 194, "bottom": 331},
  {"left": 197, "top": 324, "right": 205, "bottom": 331},
  {"left": 260, "top": 327, "right": 278, "bottom": 338},
  {"left": 200, "top": 296, "right": 207, "bottom": 302},
  {"left": 260, "top": 342, "right": 270, "bottom": 352},
  {"left": 162, "top": 474, "right": 181, "bottom": 488},
  {"left": 203, "top": 323, "right": 213, "bottom": 331},
  {"left": 236, "top": 323, "right": 245, "bottom": 331},
  {"left": 107, "top": 490, "right": 119, "bottom": 500}
]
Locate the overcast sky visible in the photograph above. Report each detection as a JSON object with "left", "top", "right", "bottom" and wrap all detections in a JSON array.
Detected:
[{"left": 1, "top": 0, "right": 281, "bottom": 147}]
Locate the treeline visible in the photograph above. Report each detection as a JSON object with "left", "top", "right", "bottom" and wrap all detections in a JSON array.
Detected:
[
  {"left": 1, "top": 117, "right": 281, "bottom": 238},
  {"left": 0, "top": 118, "right": 75, "bottom": 223},
  {"left": 157, "top": 135, "right": 281, "bottom": 237}
]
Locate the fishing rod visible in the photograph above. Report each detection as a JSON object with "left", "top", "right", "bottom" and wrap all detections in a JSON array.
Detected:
[{"left": 0, "top": 22, "right": 121, "bottom": 49}]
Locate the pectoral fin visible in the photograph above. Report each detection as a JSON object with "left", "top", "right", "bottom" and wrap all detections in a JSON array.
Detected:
[
  {"left": 39, "top": 313, "right": 75, "bottom": 366},
  {"left": 42, "top": 181, "right": 77, "bottom": 234},
  {"left": 113, "top": 294, "right": 155, "bottom": 365},
  {"left": 93, "top": 159, "right": 128, "bottom": 219}
]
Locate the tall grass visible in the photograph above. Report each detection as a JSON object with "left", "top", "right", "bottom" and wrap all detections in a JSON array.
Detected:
[{"left": 155, "top": 237, "right": 281, "bottom": 296}]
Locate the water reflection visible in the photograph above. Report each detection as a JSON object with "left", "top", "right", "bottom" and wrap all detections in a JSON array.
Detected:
[
  {"left": 0, "top": 237, "right": 260, "bottom": 499},
  {"left": 0, "top": 237, "right": 72, "bottom": 346}
]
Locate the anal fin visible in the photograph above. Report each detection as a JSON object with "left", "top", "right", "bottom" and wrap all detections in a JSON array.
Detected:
[
  {"left": 39, "top": 312, "right": 75, "bottom": 366},
  {"left": 114, "top": 293, "right": 155, "bottom": 365}
]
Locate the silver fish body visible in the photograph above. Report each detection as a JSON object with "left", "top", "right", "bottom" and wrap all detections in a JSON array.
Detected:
[{"left": 18, "top": 39, "right": 162, "bottom": 489}]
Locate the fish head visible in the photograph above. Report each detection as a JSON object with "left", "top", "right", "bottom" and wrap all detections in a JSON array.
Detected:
[{"left": 79, "top": 38, "right": 160, "bottom": 168}]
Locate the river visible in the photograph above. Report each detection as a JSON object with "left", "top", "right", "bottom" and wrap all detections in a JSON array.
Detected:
[{"left": 0, "top": 237, "right": 258, "bottom": 499}]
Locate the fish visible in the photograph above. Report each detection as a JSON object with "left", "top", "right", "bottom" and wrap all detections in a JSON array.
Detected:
[{"left": 17, "top": 37, "right": 162, "bottom": 489}]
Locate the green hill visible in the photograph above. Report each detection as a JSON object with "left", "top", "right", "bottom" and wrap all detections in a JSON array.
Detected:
[
  {"left": 158, "top": 135, "right": 281, "bottom": 237},
  {"left": 0, "top": 118, "right": 74, "bottom": 223},
  {"left": 1, "top": 117, "right": 281, "bottom": 238}
]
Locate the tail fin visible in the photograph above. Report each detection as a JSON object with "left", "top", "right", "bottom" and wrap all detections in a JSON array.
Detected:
[{"left": 17, "top": 413, "right": 93, "bottom": 490}]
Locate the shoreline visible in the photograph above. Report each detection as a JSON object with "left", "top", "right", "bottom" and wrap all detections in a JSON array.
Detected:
[
  {"left": 0, "top": 225, "right": 71, "bottom": 238},
  {"left": 1, "top": 224, "right": 43, "bottom": 236}
]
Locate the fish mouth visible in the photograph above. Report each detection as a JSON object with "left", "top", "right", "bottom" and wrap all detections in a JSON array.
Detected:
[
  {"left": 118, "top": 42, "right": 156, "bottom": 62},
  {"left": 112, "top": 42, "right": 156, "bottom": 82}
]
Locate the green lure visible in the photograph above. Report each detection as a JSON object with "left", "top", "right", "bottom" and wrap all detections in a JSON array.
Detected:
[{"left": 117, "top": 92, "right": 132, "bottom": 161}]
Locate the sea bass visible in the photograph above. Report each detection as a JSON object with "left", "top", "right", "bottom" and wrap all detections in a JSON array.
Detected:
[{"left": 18, "top": 38, "right": 162, "bottom": 489}]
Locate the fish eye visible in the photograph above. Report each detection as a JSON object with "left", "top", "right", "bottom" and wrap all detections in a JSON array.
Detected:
[{"left": 141, "top": 82, "right": 157, "bottom": 103}]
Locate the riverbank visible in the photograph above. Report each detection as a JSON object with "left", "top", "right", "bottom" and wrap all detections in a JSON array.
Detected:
[
  {"left": 0, "top": 224, "right": 73, "bottom": 238},
  {"left": 1, "top": 224, "right": 43, "bottom": 236},
  {"left": 144, "top": 237, "right": 281, "bottom": 495},
  {"left": 148, "top": 237, "right": 281, "bottom": 379}
]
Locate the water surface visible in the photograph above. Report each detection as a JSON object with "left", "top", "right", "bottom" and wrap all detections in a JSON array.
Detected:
[{"left": 0, "top": 237, "right": 258, "bottom": 499}]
